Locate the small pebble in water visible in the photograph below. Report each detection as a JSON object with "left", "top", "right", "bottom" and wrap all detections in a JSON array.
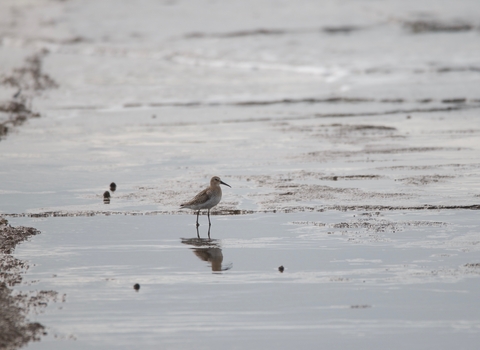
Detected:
[
  {"left": 110, "top": 182, "right": 117, "bottom": 192},
  {"left": 278, "top": 265, "right": 284, "bottom": 273},
  {"left": 133, "top": 283, "right": 140, "bottom": 291}
]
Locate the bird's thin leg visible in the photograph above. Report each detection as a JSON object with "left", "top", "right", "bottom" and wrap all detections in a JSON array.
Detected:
[
  {"left": 196, "top": 225, "right": 200, "bottom": 238},
  {"left": 207, "top": 225, "right": 211, "bottom": 239},
  {"left": 208, "top": 209, "right": 211, "bottom": 226},
  {"left": 196, "top": 210, "right": 200, "bottom": 227}
]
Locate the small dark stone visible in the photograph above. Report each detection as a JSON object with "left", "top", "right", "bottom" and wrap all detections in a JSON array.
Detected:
[
  {"left": 103, "top": 191, "right": 111, "bottom": 204},
  {"left": 332, "top": 176, "right": 338, "bottom": 181},
  {"left": 133, "top": 283, "right": 140, "bottom": 291},
  {"left": 110, "top": 182, "right": 117, "bottom": 192},
  {"left": 278, "top": 265, "right": 284, "bottom": 273}
]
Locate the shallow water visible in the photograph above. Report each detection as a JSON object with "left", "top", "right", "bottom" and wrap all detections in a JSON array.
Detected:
[{"left": 10, "top": 211, "right": 480, "bottom": 349}]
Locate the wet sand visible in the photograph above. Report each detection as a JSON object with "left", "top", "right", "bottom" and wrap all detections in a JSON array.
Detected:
[{"left": 1, "top": 0, "right": 480, "bottom": 349}]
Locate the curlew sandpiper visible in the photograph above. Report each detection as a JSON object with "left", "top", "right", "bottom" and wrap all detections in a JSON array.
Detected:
[{"left": 180, "top": 176, "right": 231, "bottom": 227}]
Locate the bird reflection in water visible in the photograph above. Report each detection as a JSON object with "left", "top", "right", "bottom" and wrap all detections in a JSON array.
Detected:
[{"left": 181, "top": 236, "right": 232, "bottom": 272}]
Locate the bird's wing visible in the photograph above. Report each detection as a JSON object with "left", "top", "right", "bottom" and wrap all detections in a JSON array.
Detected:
[{"left": 181, "top": 188, "right": 211, "bottom": 207}]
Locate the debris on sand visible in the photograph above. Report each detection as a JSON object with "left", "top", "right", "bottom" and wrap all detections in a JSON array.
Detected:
[
  {"left": 0, "top": 49, "right": 58, "bottom": 141},
  {"left": 1, "top": 49, "right": 58, "bottom": 92},
  {"left": 0, "top": 218, "right": 59, "bottom": 349},
  {"left": 0, "top": 99, "right": 41, "bottom": 140},
  {"left": 404, "top": 20, "right": 473, "bottom": 33}
]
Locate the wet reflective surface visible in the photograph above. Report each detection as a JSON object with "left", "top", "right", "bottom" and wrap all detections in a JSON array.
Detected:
[
  {"left": 181, "top": 236, "right": 231, "bottom": 272},
  {"left": 10, "top": 211, "right": 480, "bottom": 349}
]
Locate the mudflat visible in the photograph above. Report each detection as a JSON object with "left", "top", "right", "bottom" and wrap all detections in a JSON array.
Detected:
[{"left": 0, "top": 0, "right": 479, "bottom": 349}]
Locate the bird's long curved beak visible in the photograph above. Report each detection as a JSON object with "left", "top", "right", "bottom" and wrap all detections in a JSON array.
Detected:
[{"left": 220, "top": 180, "right": 231, "bottom": 188}]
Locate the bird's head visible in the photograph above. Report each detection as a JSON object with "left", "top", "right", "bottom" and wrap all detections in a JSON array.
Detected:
[{"left": 211, "top": 176, "right": 231, "bottom": 188}]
